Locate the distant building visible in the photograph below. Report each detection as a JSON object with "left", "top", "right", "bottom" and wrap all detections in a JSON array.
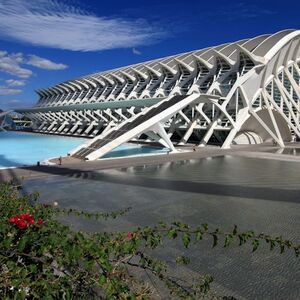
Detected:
[
  {"left": 16, "top": 29, "right": 300, "bottom": 160},
  {"left": 0, "top": 110, "right": 15, "bottom": 131},
  {"left": 0, "top": 111, "right": 32, "bottom": 131}
]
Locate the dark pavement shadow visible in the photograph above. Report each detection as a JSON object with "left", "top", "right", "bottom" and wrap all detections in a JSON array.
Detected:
[{"left": 4, "top": 162, "right": 299, "bottom": 204}]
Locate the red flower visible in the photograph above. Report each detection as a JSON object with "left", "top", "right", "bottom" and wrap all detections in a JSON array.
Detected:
[
  {"left": 9, "top": 216, "right": 20, "bottom": 224},
  {"left": 20, "top": 213, "right": 35, "bottom": 224},
  {"left": 8, "top": 213, "right": 36, "bottom": 230},
  {"left": 127, "top": 232, "right": 134, "bottom": 240},
  {"left": 16, "top": 219, "right": 28, "bottom": 230},
  {"left": 20, "top": 213, "right": 34, "bottom": 222},
  {"left": 37, "top": 219, "right": 44, "bottom": 225}
]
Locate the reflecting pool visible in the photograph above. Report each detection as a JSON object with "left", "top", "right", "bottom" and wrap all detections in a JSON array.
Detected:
[
  {"left": 0, "top": 131, "right": 167, "bottom": 168},
  {"left": 23, "top": 155, "right": 300, "bottom": 299},
  {"left": 267, "top": 147, "right": 300, "bottom": 156},
  {"left": 0, "top": 131, "right": 86, "bottom": 168},
  {"left": 102, "top": 143, "right": 168, "bottom": 159}
]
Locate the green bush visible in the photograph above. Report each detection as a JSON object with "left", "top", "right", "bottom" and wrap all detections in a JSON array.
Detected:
[{"left": 0, "top": 182, "right": 299, "bottom": 299}]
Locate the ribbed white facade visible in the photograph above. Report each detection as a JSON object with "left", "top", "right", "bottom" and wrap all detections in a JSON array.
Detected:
[{"left": 17, "top": 29, "right": 300, "bottom": 159}]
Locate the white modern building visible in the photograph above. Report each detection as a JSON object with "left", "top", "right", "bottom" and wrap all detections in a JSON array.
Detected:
[{"left": 16, "top": 29, "right": 300, "bottom": 160}]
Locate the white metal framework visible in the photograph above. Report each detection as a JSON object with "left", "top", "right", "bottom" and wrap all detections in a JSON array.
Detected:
[{"left": 16, "top": 29, "right": 300, "bottom": 159}]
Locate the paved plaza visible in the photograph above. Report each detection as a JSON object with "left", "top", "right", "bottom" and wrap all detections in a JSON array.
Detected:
[{"left": 1, "top": 144, "right": 299, "bottom": 299}]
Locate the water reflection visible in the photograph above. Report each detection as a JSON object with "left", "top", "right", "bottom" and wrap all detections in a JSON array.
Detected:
[{"left": 267, "top": 147, "right": 300, "bottom": 156}]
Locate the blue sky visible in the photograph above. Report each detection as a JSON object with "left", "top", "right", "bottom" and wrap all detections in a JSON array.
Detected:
[{"left": 0, "top": 0, "right": 300, "bottom": 110}]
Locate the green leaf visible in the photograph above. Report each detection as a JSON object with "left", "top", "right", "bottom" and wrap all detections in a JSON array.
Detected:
[
  {"left": 29, "top": 264, "right": 38, "bottom": 273},
  {"left": 182, "top": 233, "right": 190, "bottom": 248},
  {"left": 168, "top": 228, "right": 177, "bottom": 239},
  {"left": 139, "top": 257, "right": 146, "bottom": 267},
  {"left": 238, "top": 234, "right": 245, "bottom": 246},
  {"left": 224, "top": 234, "right": 233, "bottom": 247},
  {"left": 195, "top": 229, "right": 203, "bottom": 241},
  {"left": 99, "top": 274, "right": 106, "bottom": 285},
  {"left": 176, "top": 255, "right": 190, "bottom": 264},
  {"left": 252, "top": 239, "right": 259, "bottom": 252},
  {"left": 270, "top": 240, "right": 276, "bottom": 251},
  {"left": 199, "top": 275, "right": 214, "bottom": 294},
  {"left": 84, "top": 259, "right": 95, "bottom": 271},
  {"left": 201, "top": 223, "right": 208, "bottom": 231},
  {"left": 16, "top": 290, "right": 26, "bottom": 300},
  {"left": 18, "top": 236, "right": 29, "bottom": 252},
  {"left": 3, "top": 236, "right": 13, "bottom": 249},
  {"left": 158, "top": 221, "right": 166, "bottom": 228}
]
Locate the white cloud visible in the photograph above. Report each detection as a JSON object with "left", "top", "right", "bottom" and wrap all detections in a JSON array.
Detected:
[
  {"left": 0, "top": 0, "right": 166, "bottom": 52},
  {"left": 5, "top": 79, "right": 26, "bottom": 87},
  {"left": 132, "top": 48, "right": 142, "bottom": 55},
  {"left": 0, "top": 52, "right": 32, "bottom": 78},
  {"left": 26, "top": 55, "right": 67, "bottom": 70},
  {"left": 0, "top": 86, "right": 22, "bottom": 95},
  {"left": 0, "top": 50, "right": 68, "bottom": 78}
]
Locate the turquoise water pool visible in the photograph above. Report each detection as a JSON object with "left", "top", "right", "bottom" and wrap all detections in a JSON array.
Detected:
[
  {"left": 0, "top": 132, "right": 86, "bottom": 168},
  {"left": 102, "top": 143, "right": 168, "bottom": 159},
  {"left": 0, "top": 132, "right": 167, "bottom": 168}
]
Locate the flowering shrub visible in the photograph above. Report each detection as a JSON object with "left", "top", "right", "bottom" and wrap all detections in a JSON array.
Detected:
[
  {"left": 127, "top": 232, "right": 134, "bottom": 240},
  {"left": 9, "top": 213, "right": 44, "bottom": 230},
  {"left": 0, "top": 182, "right": 299, "bottom": 299}
]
